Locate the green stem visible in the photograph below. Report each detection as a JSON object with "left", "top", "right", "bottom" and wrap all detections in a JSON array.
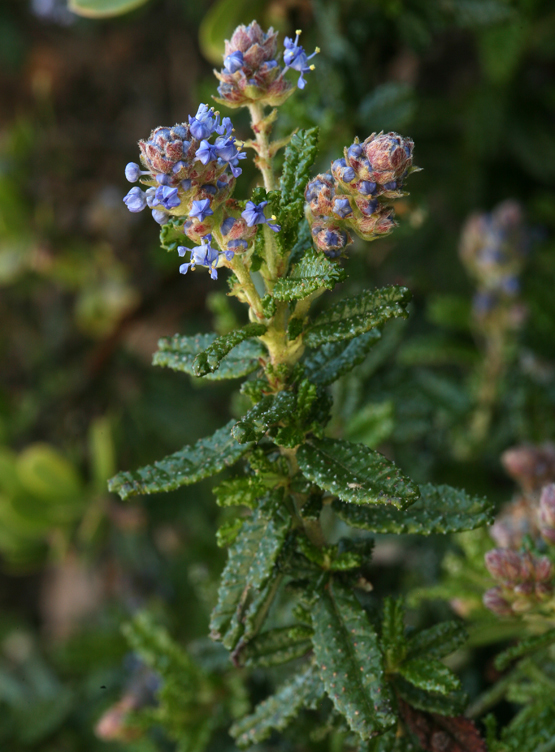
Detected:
[
  {"left": 228, "top": 255, "right": 265, "bottom": 320},
  {"left": 248, "top": 103, "right": 276, "bottom": 192}
]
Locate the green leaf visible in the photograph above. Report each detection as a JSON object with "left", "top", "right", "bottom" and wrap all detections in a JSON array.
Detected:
[
  {"left": 192, "top": 324, "right": 267, "bottom": 377},
  {"left": 213, "top": 476, "right": 267, "bottom": 509},
  {"left": 209, "top": 494, "right": 291, "bottom": 650},
  {"left": 159, "top": 216, "right": 189, "bottom": 253},
  {"left": 280, "top": 128, "right": 319, "bottom": 207},
  {"left": 333, "top": 483, "right": 494, "bottom": 534},
  {"left": 393, "top": 677, "right": 467, "bottom": 716},
  {"left": 68, "top": 0, "right": 149, "bottom": 16},
  {"left": 232, "top": 391, "right": 297, "bottom": 443},
  {"left": 406, "top": 621, "right": 468, "bottom": 662},
  {"left": 216, "top": 518, "right": 244, "bottom": 548},
  {"left": 381, "top": 597, "right": 407, "bottom": 668},
  {"left": 230, "top": 664, "right": 323, "bottom": 748},
  {"left": 304, "top": 330, "right": 381, "bottom": 386},
  {"left": 108, "top": 421, "right": 250, "bottom": 501},
  {"left": 305, "top": 286, "right": 411, "bottom": 347},
  {"left": 312, "top": 577, "right": 395, "bottom": 739},
  {"left": 495, "top": 628, "right": 555, "bottom": 672},
  {"left": 272, "top": 247, "right": 347, "bottom": 303},
  {"left": 274, "top": 127, "right": 319, "bottom": 256},
  {"left": 398, "top": 657, "right": 461, "bottom": 695},
  {"left": 297, "top": 437, "right": 420, "bottom": 510},
  {"left": 153, "top": 333, "right": 265, "bottom": 381},
  {"left": 241, "top": 625, "right": 313, "bottom": 667}
]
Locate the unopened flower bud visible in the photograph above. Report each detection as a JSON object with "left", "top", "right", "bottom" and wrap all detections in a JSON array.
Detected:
[
  {"left": 534, "top": 555, "right": 554, "bottom": 582},
  {"left": 511, "top": 597, "right": 534, "bottom": 614},
  {"left": 501, "top": 444, "right": 555, "bottom": 493},
  {"left": 518, "top": 551, "right": 536, "bottom": 581},
  {"left": 540, "top": 484, "right": 555, "bottom": 527},
  {"left": 485, "top": 548, "right": 522, "bottom": 583},
  {"left": 535, "top": 581, "right": 553, "bottom": 600},
  {"left": 311, "top": 222, "right": 351, "bottom": 258},
  {"left": 483, "top": 587, "right": 512, "bottom": 616}
]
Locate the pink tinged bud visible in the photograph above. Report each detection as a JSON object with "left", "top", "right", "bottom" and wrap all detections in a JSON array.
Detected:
[
  {"left": 518, "top": 551, "right": 536, "bottom": 581},
  {"left": 484, "top": 548, "right": 522, "bottom": 583},
  {"left": 483, "top": 587, "right": 513, "bottom": 616},
  {"left": 540, "top": 484, "right": 555, "bottom": 527},
  {"left": 513, "top": 581, "right": 534, "bottom": 597},
  {"left": 534, "top": 556, "right": 554, "bottom": 582},
  {"left": 540, "top": 525, "right": 555, "bottom": 546},
  {"left": 363, "top": 132, "right": 414, "bottom": 183},
  {"left": 501, "top": 444, "right": 555, "bottom": 491}
]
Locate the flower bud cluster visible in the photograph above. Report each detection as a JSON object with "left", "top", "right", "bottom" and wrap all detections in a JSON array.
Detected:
[
  {"left": 214, "top": 23, "right": 318, "bottom": 108},
  {"left": 483, "top": 548, "right": 554, "bottom": 616},
  {"left": 304, "top": 132, "right": 416, "bottom": 258},
  {"left": 501, "top": 443, "right": 555, "bottom": 494},
  {"left": 122, "top": 106, "right": 282, "bottom": 279},
  {"left": 459, "top": 200, "right": 529, "bottom": 325}
]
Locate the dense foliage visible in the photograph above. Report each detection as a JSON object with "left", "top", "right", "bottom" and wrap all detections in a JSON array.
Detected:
[{"left": 2, "top": 1, "right": 555, "bottom": 751}]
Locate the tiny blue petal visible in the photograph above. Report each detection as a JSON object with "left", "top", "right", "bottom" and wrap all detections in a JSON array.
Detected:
[{"left": 125, "top": 162, "right": 141, "bottom": 182}]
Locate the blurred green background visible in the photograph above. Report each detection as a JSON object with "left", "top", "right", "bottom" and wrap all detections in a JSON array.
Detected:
[{"left": 1, "top": 0, "right": 555, "bottom": 749}]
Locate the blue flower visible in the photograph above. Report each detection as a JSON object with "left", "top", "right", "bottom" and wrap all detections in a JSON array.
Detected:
[
  {"left": 347, "top": 143, "right": 363, "bottom": 159},
  {"left": 195, "top": 140, "right": 219, "bottom": 165},
  {"left": 359, "top": 198, "right": 378, "bottom": 216},
  {"left": 332, "top": 158, "right": 355, "bottom": 183},
  {"left": 221, "top": 217, "right": 236, "bottom": 235},
  {"left": 241, "top": 200, "right": 280, "bottom": 232},
  {"left": 188, "top": 104, "right": 218, "bottom": 140},
  {"left": 227, "top": 239, "right": 248, "bottom": 251},
  {"left": 282, "top": 30, "right": 319, "bottom": 89},
  {"left": 181, "top": 179, "right": 192, "bottom": 191},
  {"left": 223, "top": 51, "right": 244, "bottom": 74},
  {"left": 152, "top": 209, "right": 169, "bottom": 225},
  {"left": 190, "top": 199, "right": 214, "bottom": 222},
  {"left": 178, "top": 235, "right": 221, "bottom": 280},
  {"left": 358, "top": 181, "right": 377, "bottom": 196},
  {"left": 145, "top": 187, "right": 157, "bottom": 208},
  {"left": 125, "top": 162, "right": 142, "bottom": 182},
  {"left": 156, "top": 173, "right": 170, "bottom": 185},
  {"left": 123, "top": 186, "right": 147, "bottom": 212},
  {"left": 155, "top": 185, "right": 181, "bottom": 210},
  {"left": 332, "top": 197, "right": 353, "bottom": 219},
  {"left": 214, "top": 117, "right": 234, "bottom": 138},
  {"left": 382, "top": 181, "right": 397, "bottom": 191}
]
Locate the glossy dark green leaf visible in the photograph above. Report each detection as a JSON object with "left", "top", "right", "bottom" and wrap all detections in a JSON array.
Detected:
[
  {"left": 406, "top": 622, "right": 467, "bottom": 662},
  {"left": 193, "top": 324, "right": 267, "bottom": 377},
  {"left": 334, "top": 483, "right": 493, "bottom": 533},
  {"left": 210, "top": 494, "right": 291, "bottom": 650},
  {"left": 108, "top": 421, "right": 250, "bottom": 501},
  {"left": 280, "top": 128, "right": 319, "bottom": 207},
  {"left": 213, "top": 476, "right": 267, "bottom": 509},
  {"left": 381, "top": 597, "right": 407, "bottom": 668},
  {"left": 230, "top": 664, "right": 323, "bottom": 748},
  {"left": 394, "top": 677, "right": 467, "bottom": 716},
  {"left": 398, "top": 657, "right": 461, "bottom": 695},
  {"left": 216, "top": 518, "right": 244, "bottom": 548},
  {"left": 311, "top": 577, "right": 395, "bottom": 739},
  {"left": 241, "top": 625, "right": 313, "bottom": 667},
  {"left": 273, "top": 247, "right": 347, "bottom": 302},
  {"left": 232, "top": 391, "right": 297, "bottom": 443},
  {"left": 495, "top": 628, "right": 555, "bottom": 672},
  {"left": 153, "top": 333, "right": 265, "bottom": 381},
  {"left": 298, "top": 438, "right": 420, "bottom": 510},
  {"left": 305, "top": 286, "right": 411, "bottom": 347},
  {"left": 304, "top": 330, "right": 381, "bottom": 386}
]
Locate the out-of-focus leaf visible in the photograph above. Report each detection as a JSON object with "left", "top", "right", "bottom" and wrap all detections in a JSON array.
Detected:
[
  {"left": 68, "top": 0, "right": 150, "bottom": 18},
  {"left": 199, "top": 0, "right": 268, "bottom": 64},
  {"left": 359, "top": 82, "right": 415, "bottom": 131}
]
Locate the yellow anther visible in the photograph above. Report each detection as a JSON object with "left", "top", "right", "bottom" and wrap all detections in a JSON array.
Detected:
[
  {"left": 271, "top": 215, "right": 277, "bottom": 220},
  {"left": 295, "top": 29, "right": 302, "bottom": 35},
  {"left": 315, "top": 47, "right": 321, "bottom": 53},
  {"left": 310, "top": 64, "right": 316, "bottom": 70}
]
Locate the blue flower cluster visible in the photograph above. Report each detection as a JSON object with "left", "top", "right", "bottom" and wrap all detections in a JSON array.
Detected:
[
  {"left": 459, "top": 200, "right": 529, "bottom": 324},
  {"left": 122, "top": 105, "right": 246, "bottom": 227},
  {"left": 215, "top": 22, "right": 318, "bottom": 108}
]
